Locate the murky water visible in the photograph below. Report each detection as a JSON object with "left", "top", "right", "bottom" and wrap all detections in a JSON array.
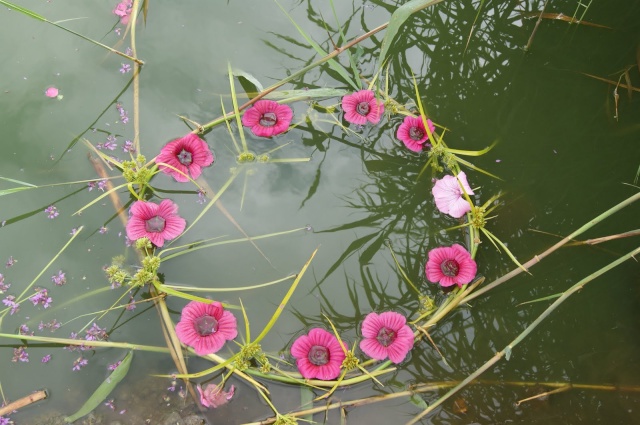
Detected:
[{"left": 1, "top": 0, "right": 639, "bottom": 424}]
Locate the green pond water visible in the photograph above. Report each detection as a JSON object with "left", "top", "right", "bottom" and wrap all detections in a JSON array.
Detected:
[{"left": 1, "top": 0, "right": 639, "bottom": 424}]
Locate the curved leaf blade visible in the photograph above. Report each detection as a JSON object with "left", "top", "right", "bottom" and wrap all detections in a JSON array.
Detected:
[{"left": 65, "top": 351, "right": 133, "bottom": 423}]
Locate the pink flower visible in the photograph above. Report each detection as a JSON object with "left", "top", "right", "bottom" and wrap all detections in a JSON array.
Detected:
[
  {"left": 359, "top": 311, "right": 414, "bottom": 364},
  {"left": 175, "top": 301, "right": 238, "bottom": 356},
  {"left": 125, "top": 199, "right": 186, "bottom": 247},
  {"left": 432, "top": 172, "right": 474, "bottom": 218},
  {"left": 197, "top": 383, "right": 235, "bottom": 408},
  {"left": 290, "top": 328, "right": 345, "bottom": 380},
  {"left": 156, "top": 134, "right": 214, "bottom": 183},
  {"left": 341, "top": 90, "right": 384, "bottom": 125},
  {"left": 425, "top": 244, "right": 477, "bottom": 288},
  {"left": 396, "top": 116, "right": 435, "bottom": 152},
  {"left": 45, "top": 87, "right": 59, "bottom": 98},
  {"left": 113, "top": 1, "right": 132, "bottom": 25},
  {"left": 241, "top": 100, "right": 293, "bottom": 137}
]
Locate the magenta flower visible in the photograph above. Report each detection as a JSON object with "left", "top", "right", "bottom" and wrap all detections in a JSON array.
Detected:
[
  {"left": 359, "top": 311, "right": 414, "bottom": 364},
  {"left": 341, "top": 90, "right": 384, "bottom": 125},
  {"left": 432, "top": 172, "right": 474, "bottom": 218},
  {"left": 125, "top": 199, "right": 186, "bottom": 247},
  {"left": 425, "top": 244, "right": 477, "bottom": 288},
  {"left": 175, "top": 301, "right": 238, "bottom": 356},
  {"left": 290, "top": 328, "right": 346, "bottom": 380},
  {"left": 156, "top": 134, "right": 214, "bottom": 183},
  {"left": 242, "top": 100, "right": 293, "bottom": 137},
  {"left": 197, "top": 383, "right": 235, "bottom": 408},
  {"left": 396, "top": 116, "right": 435, "bottom": 152}
]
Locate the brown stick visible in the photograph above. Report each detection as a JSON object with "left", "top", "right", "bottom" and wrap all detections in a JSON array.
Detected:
[{"left": 0, "top": 390, "right": 47, "bottom": 416}]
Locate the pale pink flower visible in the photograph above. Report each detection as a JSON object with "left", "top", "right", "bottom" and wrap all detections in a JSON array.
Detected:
[
  {"left": 396, "top": 116, "right": 435, "bottom": 152},
  {"left": 425, "top": 244, "right": 477, "bottom": 288},
  {"left": 45, "top": 87, "right": 59, "bottom": 98},
  {"left": 290, "top": 328, "right": 345, "bottom": 380},
  {"left": 156, "top": 134, "right": 214, "bottom": 182},
  {"left": 197, "top": 383, "right": 235, "bottom": 408},
  {"left": 113, "top": 1, "right": 132, "bottom": 25},
  {"left": 359, "top": 311, "right": 414, "bottom": 363},
  {"left": 341, "top": 90, "right": 384, "bottom": 125},
  {"left": 242, "top": 100, "right": 293, "bottom": 137},
  {"left": 432, "top": 172, "right": 474, "bottom": 218},
  {"left": 125, "top": 199, "right": 186, "bottom": 247},
  {"left": 175, "top": 301, "right": 238, "bottom": 356}
]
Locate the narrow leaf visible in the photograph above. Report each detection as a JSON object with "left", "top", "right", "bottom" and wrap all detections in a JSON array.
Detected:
[
  {"left": 65, "top": 351, "right": 133, "bottom": 423},
  {"left": 379, "top": 0, "right": 444, "bottom": 67}
]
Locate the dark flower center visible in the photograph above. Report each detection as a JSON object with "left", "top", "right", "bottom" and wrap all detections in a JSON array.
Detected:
[
  {"left": 409, "top": 126, "right": 425, "bottom": 141},
  {"left": 356, "top": 101, "right": 370, "bottom": 116},
  {"left": 308, "top": 345, "right": 329, "bottom": 366},
  {"left": 441, "top": 259, "right": 459, "bottom": 277},
  {"left": 259, "top": 112, "right": 278, "bottom": 127},
  {"left": 145, "top": 216, "right": 166, "bottom": 233},
  {"left": 376, "top": 327, "right": 396, "bottom": 347},
  {"left": 195, "top": 315, "right": 219, "bottom": 336},
  {"left": 177, "top": 148, "right": 193, "bottom": 166}
]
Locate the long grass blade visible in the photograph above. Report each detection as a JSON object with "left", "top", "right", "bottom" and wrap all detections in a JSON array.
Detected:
[
  {"left": 228, "top": 62, "right": 249, "bottom": 153},
  {"left": 253, "top": 248, "right": 318, "bottom": 344},
  {"left": 64, "top": 351, "right": 133, "bottom": 423},
  {"left": 379, "top": 0, "right": 444, "bottom": 67}
]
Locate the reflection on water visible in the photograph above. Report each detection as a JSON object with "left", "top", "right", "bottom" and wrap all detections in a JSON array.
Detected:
[{"left": 1, "top": 0, "right": 639, "bottom": 424}]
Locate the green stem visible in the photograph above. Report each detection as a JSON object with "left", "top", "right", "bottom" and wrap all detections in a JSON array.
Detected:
[{"left": 0, "top": 332, "right": 169, "bottom": 353}]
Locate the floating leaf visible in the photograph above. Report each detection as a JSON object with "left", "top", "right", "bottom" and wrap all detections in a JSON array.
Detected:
[
  {"left": 65, "top": 351, "right": 133, "bottom": 423},
  {"left": 232, "top": 68, "right": 265, "bottom": 94}
]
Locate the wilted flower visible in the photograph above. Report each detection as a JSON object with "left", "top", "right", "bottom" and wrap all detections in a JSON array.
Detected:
[
  {"left": 359, "top": 311, "right": 414, "bottom": 364},
  {"left": 197, "top": 383, "right": 235, "bottom": 408},
  {"left": 290, "top": 328, "right": 346, "bottom": 380},
  {"left": 241, "top": 100, "right": 293, "bottom": 137},
  {"left": 425, "top": 244, "right": 477, "bottom": 287},
  {"left": 175, "top": 301, "right": 238, "bottom": 356},
  {"left": 341, "top": 90, "right": 384, "bottom": 125}
]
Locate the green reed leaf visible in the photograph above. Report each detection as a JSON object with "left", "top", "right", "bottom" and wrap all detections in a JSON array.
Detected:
[
  {"left": 379, "top": 0, "right": 444, "bottom": 67},
  {"left": 253, "top": 248, "right": 318, "bottom": 344},
  {"left": 232, "top": 68, "right": 265, "bottom": 94},
  {"left": 228, "top": 62, "right": 249, "bottom": 153}
]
